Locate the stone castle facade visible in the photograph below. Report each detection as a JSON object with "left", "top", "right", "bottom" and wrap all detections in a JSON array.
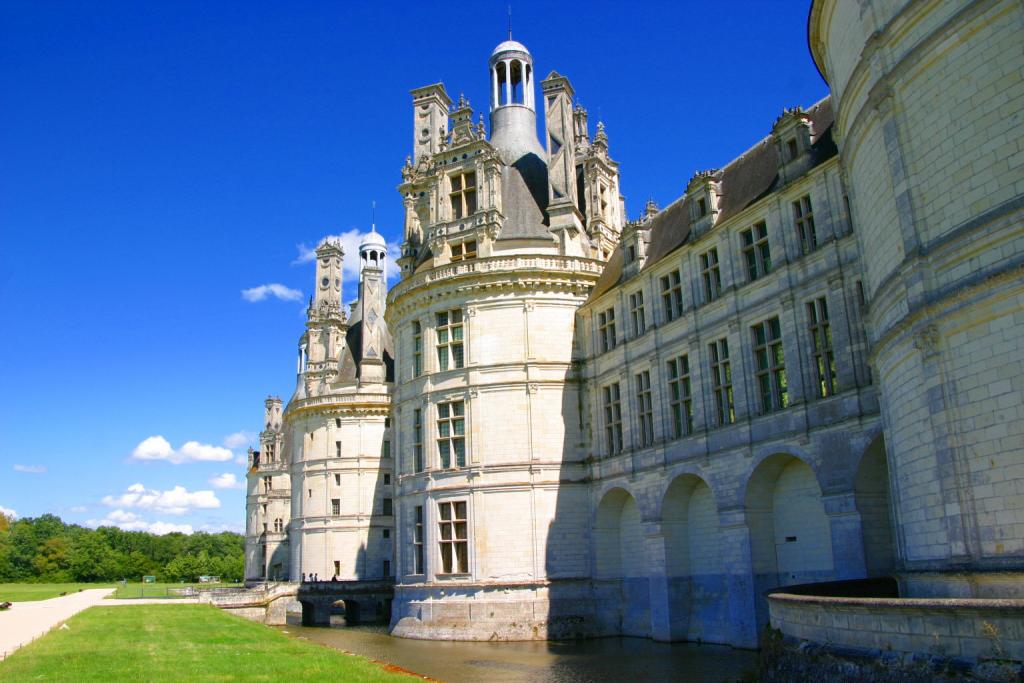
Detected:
[{"left": 246, "top": 0, "right": 1024, "bottom": 656}]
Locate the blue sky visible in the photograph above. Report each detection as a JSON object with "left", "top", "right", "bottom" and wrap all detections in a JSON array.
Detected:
[{"left": 0, "top": 1, "right": 826, "bottom": 534}]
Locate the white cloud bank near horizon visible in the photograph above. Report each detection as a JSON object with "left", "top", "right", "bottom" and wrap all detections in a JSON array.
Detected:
[
  {"left": 241, "top": 283, "right": 302, "bottom": 303},
  {"left": 13, "top": 464, "right": 46, "bottom": 474},
  {"left": 0, "top": 505, "right": 16, "bottom": 519},
  {"left": 102, "top": 483, "right": 220, "bottom": 515},
  {"left": 131, "top": 435, "right": 234, "bottom": 464},
  {"left": 87, "top": 509, "right": 194, "bottom": 535}
]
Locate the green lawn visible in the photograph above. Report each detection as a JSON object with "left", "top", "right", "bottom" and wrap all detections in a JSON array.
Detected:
[
  {"left": 111, "top": 581, "right": 243, "bottom": 599},
  {"left": 0, "top": 583, "right": 116, "bottom": 602},
  {"left": 0, "top": 605, "right": 412, "bottom": 682}
]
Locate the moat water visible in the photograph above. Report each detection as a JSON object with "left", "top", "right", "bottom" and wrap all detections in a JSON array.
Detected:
[{"left": 276, "top": 623, "right": 758, "bottom": 683}]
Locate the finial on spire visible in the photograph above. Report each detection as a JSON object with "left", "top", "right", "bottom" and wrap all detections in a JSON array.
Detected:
[
  {"left": 371, "top": 201, "right": 377, "bottom": 232},
  {"left": 507, "top": 5, "right": 512, "bottom": 41}
]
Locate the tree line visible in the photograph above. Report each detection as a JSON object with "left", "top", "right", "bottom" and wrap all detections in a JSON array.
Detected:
[{"left": 0, "top": 512, "right": 244, "bottom": 583}]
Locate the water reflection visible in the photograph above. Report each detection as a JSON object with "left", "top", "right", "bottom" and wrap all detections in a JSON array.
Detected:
[{"left": 276, "top": 624, "right": 757, "bottom": 683}]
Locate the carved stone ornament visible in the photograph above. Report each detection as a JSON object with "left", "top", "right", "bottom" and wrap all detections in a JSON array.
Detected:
[{"left": 913, "top": 324, "right": 941, "bottom": 359}]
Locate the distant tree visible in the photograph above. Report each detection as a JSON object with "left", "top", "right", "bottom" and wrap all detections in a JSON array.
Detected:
[
  {"left": 0, "top": 511, "right": 12, "bottom": 532},
  {"left": 33, "top": 537, "right": 71, "bottom": 581}
]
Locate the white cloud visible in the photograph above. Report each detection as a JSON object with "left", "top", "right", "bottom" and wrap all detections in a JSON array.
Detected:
[
  {"left": 69, "top": 505, "right": 88, "bottom": 513},
  {"left": 209, "top": 473, "right": 245, "bottom": 490},
  {"left": 292, "top": 229, "right": 401, "bottom": 283},
  {"left": 198, "top": 522, "right": 244, "bottom": 534},
  {"left": 102, "top": 483, "right": 221, "bottom": 515},
  {"left": 13, "top": 464, "right": 46, "bottom": 474},
  {"left": 131, "top": 435, "right": 234, "bottom": 464},
  {"left": 234, "top": 454, "right": 248, "bottom": 465},
  {"left": 223, "top": 431, "right": 256, "bottom": 449},
  {"left": 87, "top": 509, "right": 193, "bottom": 535},
  {"left": 241, "top": 283, "right": 302, "bottom": 303},
  {"left": 0, "top": 505, "right": 16, "bottom": 519}
]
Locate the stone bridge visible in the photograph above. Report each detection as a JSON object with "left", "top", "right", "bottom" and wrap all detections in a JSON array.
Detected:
[{"left": 200, "top": 581, "right": 394, "bottom": 626}]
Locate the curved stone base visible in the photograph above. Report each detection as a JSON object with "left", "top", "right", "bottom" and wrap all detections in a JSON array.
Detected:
[{"left": 390, "top": 580, "right": 600, "bottom": 641}]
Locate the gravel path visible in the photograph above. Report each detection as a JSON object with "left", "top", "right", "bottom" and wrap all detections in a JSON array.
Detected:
[{"left": 0, "top": 588, "right": 115, "bottom": 660}]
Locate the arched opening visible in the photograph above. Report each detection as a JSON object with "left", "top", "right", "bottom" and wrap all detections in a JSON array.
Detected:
[
  {"left": 855, "top": 434, "right": 896, "bottom": 576},
  {"left": 329, "top": 599, "right": 360, "bottom": 627},
  {"left": 662, "top": 474, "right": 725, "bottom": 643},
  {"left": 300, "top": 600, "right": 316, "bottom": 626},
  {"left": 595, "top": 488, "right": 649, "bottom": 637},
  {"left": 285, "top": 599, "right": 313, "bottom": 626},
  {"left": 746, "top": 454, "right": 833, "bottom": 629}
]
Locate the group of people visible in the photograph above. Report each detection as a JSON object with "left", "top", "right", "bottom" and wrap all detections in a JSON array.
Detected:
[{"left": 300, "top": 573, "right": 338, "bottom": 583}]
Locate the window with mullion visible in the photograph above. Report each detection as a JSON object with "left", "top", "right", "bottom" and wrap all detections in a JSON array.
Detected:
[
  {"left": 667, "top": 354, "right": 694, "bottom": 438},
  {"left": 635, "top": 370, "right": 654, "bottom": 447},
  {"left": 449, "top": 171, "right": 477, "bottom": 220},
  {"left": 438, "top": 501, "right": 469, "bottom": 574},
  {"left": 603, "top": 382, "right": 623, "bottom": 455},
  {"left": 598, "top": 308, "right": 617, "bottom": 352},
  {"left": 740, "top": 221, "right": 772, "bottom": 282},
  {"left": 808, "top": 297, "right": 837, "bottom": 397},
  {"left": 700, "top": 247, "right": 722, "bottom": 303},
  {"left": 709, "top": 338, "right": 735, "bottom": 426},
  {"left": 436, "top": 401, "right": 466, "bottom": 468},
  {"left": 412, "top": 321, "right": 423, "bottom": 376},
  {"left": 660, "top": 270, "right": 683, "bottom": 322},
  {"left": 413, "top": 505, "right": 424, "bottom": 574},
  {"left": 752, "top": 317, "right": 788, "bottom": 413},
  {"left": 629, "top": 290, "right": 646, "bottom": 337},
  {"left": 793, "top": 195, "right": 817, "bottom": 255},
  {"left": 435, "top": 310, "right": 464, "bottom": 371},
  {"left": 413, "top": 408, "right": 424, "bottom": 473}
]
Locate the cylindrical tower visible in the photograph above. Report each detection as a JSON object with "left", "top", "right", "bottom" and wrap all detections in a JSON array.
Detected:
[
  {"left": 809, "top": 0, "right": 1024, "bottom": 584},
  {"left": 487, "top": 40, "right": 545, "bottom": 163}
]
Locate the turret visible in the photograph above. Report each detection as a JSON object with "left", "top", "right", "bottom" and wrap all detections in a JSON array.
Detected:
[
  {"left": 358, "top": 227, "right": 387, "bottom": 385},
  {"left": 410, "top": 84, "right": 451, "bottom": 163},
  {"left": 488, "top": 40, "right": 545, "bottom": 163}
]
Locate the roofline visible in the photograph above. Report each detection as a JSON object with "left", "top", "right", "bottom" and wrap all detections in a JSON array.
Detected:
[{"left": 807, "top": 0, "right": 828, "bottom": 83}]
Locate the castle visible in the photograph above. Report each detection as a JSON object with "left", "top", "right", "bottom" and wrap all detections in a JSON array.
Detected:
[{"left": 245, "top": 0, "right": 1024, "bottom": 667}]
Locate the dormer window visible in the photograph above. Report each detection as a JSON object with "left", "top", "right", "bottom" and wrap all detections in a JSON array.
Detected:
[
  {"left": 626, "top": 244, "right": 636, "bottom": 263},
  {"left": 697, "top": 197, "right": 708, "bottom": 217},
  {"left": 449, "top": 171, "right": 477, "bottom": 219},
  {"left": 451, "top": 240, "right": 477, "bottom": 262},
  {"left": 787, "top": 138, "right": 799, "bottom": 161}
]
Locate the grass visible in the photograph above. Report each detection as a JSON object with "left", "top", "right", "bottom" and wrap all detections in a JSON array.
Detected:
[
  {"left": 111, "top": 582, "right": 243, "bottom": 599},
  {"left": 0, "top": 605, "right": 413, "bottom": 682},
  {"left": 0, "top": 583, "right": 116, "bottom": 602}
]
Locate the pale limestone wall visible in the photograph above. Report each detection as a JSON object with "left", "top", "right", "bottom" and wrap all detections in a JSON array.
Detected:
[{"left": 813, "top": 0, "right": 1024, "bottom": 571}]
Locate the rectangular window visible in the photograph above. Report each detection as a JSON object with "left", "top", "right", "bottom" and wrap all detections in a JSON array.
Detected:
[
  {"left": 598, "top": 307, "right": 617, "bottom": 352},
  {"left": 334, "top": 473, "right": 340, "bottom": 486},
  {"left": 740, "top": 221, "right": 772, "bottom": 282},
  {"left": 435, "top": 310, "right": 465, "bottom": 370},
  {"left": 793, "top": 195, "right": 817, "bottom": 255},
  {"left": 603, "top": 382, "right": 623, "bottom": 455},
  {"left": 709, "top": 338, "right": 735, "bottom": 426},
  {"left": 383, "top": 560, "right": 391, "bottom": 577},
  {"left": 697, "top": 196, "right": 708, "bottom": 217},
  {"left": 752, "top": 317, "right": 788, "bottom": 413},
  {"left": 412, "top": 321, "right": 423, "bottom": 376},
  {"left": 808, "top": 297, "right": 838, "bottom": 397},
  {"left": 382, "top": 440, "right": 391, "bottom": 458},
  {"left": 263, "top": 476, "right": 272, "bottom": 492},
  {"left": 438, "top": 501, "right": 469, "bottom": 574},
  {"left": 629, "top": 290, "right": 646, "bottom": 337},
  {"left": 335, "top": 440, "right": 341, "bottom": 458},
  {"left": 413, "top": 505, "right": 425, "bottom": 574},
  {"left": 383, "top": 473, "right": 391, "bottom": 485},
  {"left": 635, "top": 370, "right": 654, "bottom": 448},
  {"left": 700, "top": 247, "right": 722, "bottom": 303},
  {"left": 383, "top": 528, "right": 390, "bottom": 538},
  {"left": 382, "top": 498, "right": 393, "bottom": 516},
  {"left": 334, "top": 560, "right": 340, "bottom": 576},
  {"left": 450, "top": 240, "right": 477, "bottom": 262},
  {"left": 660, "top": 270, "right": 683, "bottom": 322},
  {"left": 413, "top": 408, "right": 424, "bottom": 473},
  {"left": 787, "top": 138, "right": 799, "bottom": 161},
  {"left": 335, "top": 418, "right": 341, "bottom": 428},
  {"left": 437, "top": 400, "right": 466, "bottom": 468},
  {"left": 449, "top": 171, "right": 477, "bottom": 219},
  {"left": 667, "top": 354, "right": 694, "bottom": 438},
  {"left": 331, "top": 498, "right": 340, "bottom": 516}
]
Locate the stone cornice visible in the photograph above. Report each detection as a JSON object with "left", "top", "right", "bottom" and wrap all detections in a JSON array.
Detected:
[{"left": 285, "top": 392, "right": 391, "bottom": 419}]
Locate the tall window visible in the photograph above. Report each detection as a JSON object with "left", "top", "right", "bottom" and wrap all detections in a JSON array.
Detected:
[
  {"left": 598, "top": 307, "right": 617, "bottom": 352},
  {"left": 629, "top": 290, "right": 646, "bottom": 337},
  {"left": 437, "top": 400, "right": 466, "bottom": 468},
  {"left": 438, "top": 501, "right": 468, "bottom": 574},
  {"left": 635, "top": 371, "right": 654, "bottom": 448},
  {"left": 450, "top": 240, "right": 477, "bottom": 261},
  {"left": 412, "top": 321, "right": 423, "bottom": 376},
  {"left": 263, "top": 476, "right": 272, "bottom": 492},
  {"left": 334, "top": 561, "right": 340, "bottom": 576},
  {"left": 793, "top": 195, "right": 817, "bottom": 255},
  {"left": 808, "top": 297, "right": 837, "bottom": 397},
  {"left": 449, "top": 171, "right": 477, "bottom": 219},
  {"left": 413, "top": 505, "right": 425, "bottom": 574},
  {"left": 335, "top": 440, "right": 341, "bottom": 458},
  {"left": 667, "top": 354, "right": 694, "bottom": 438},
  {"left": 660, "top": 270, "right": 683, "bottom": 322},
  {"left": 382, "top": 498, "right": 393, "bottom": 516},
  {"left": 700, "top": 247, "right": 722, "bottom": 303},
  {"left": 331, "top": 499, "right": 340, "bottom": 515},
  {"left": 603, "top": 382, "right": 623, "bottom": 455},
  {"left": 709, "top": 338, "right": 735, "bottom": 426},
  {"left": 741, "top": 221, "right": 772, "bottom": 282},
  {"left": 752, "top": 317, "right": 788, "bottom": 413},
  {"left": 413, "top": 408, "right": 424, "bottom": 473},
  {"left": 436, "top": 310, "right": 464, "bottom": 370}
]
